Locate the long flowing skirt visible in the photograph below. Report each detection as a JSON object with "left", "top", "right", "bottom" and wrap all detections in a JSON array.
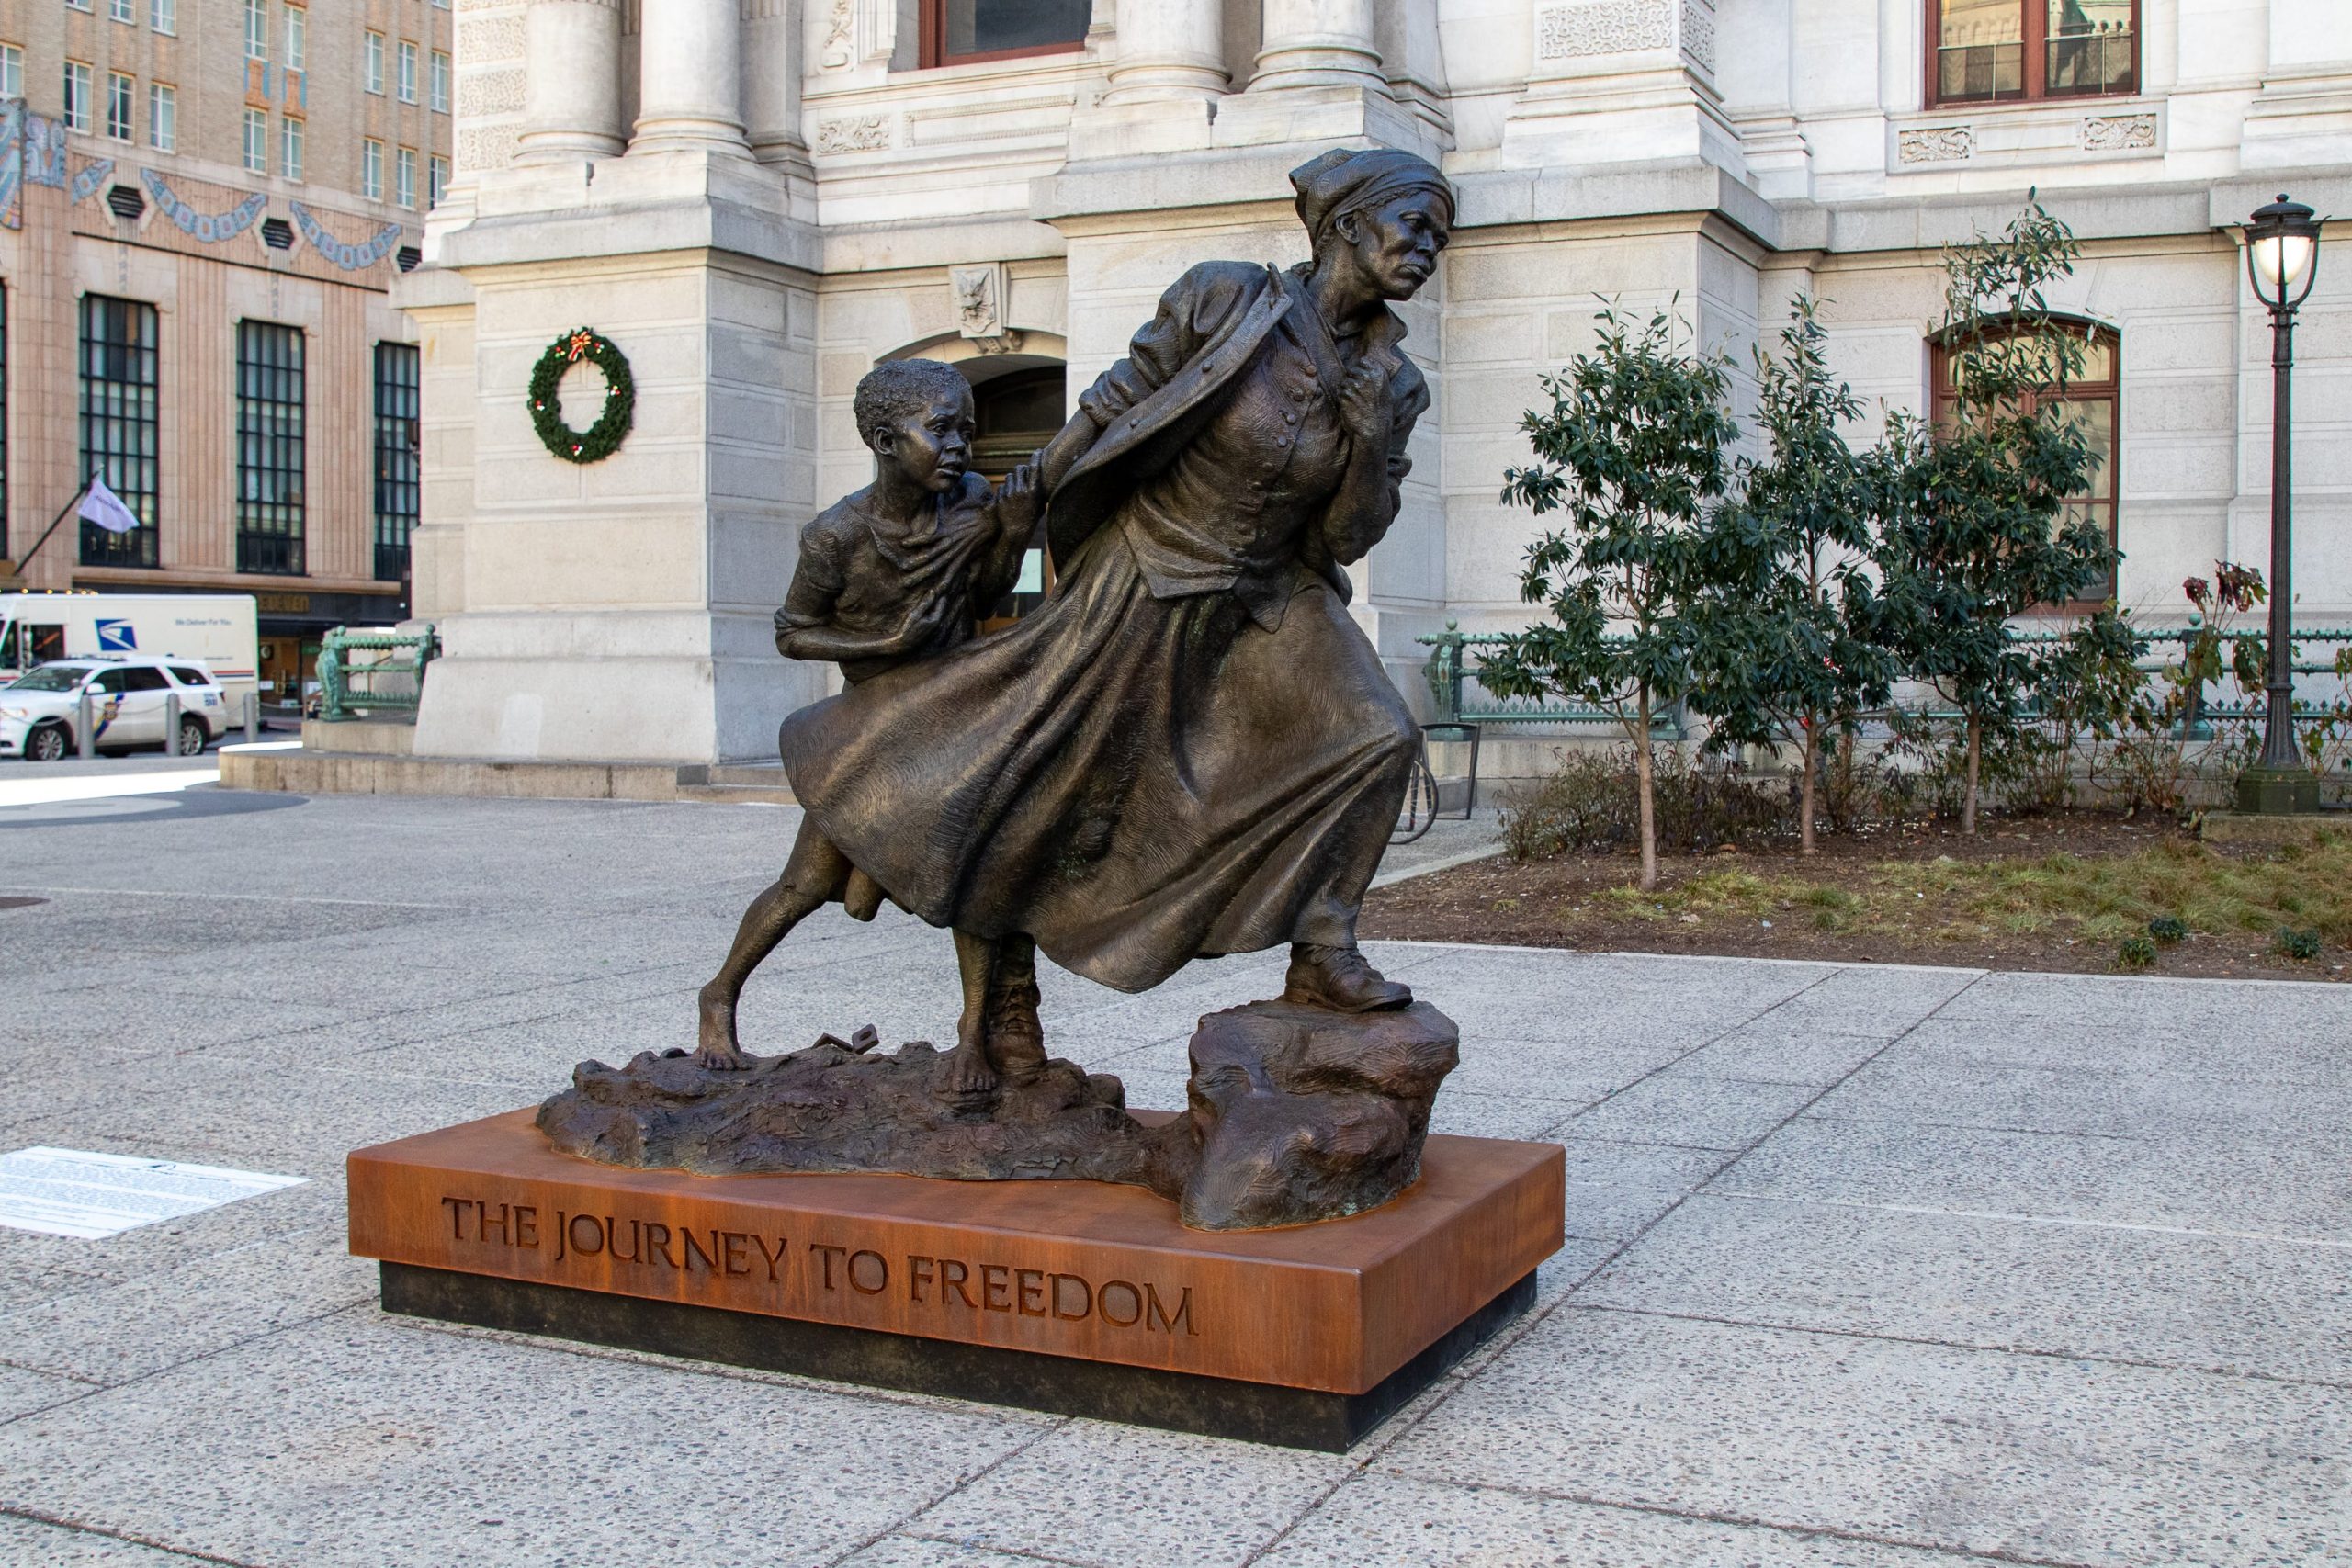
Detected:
[{"left": 777, "top": 528, "right": 1417, "bottom": 994}]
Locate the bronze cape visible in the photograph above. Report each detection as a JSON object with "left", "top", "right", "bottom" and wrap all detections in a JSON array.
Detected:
[{"left": 778, "top": 261, "right": 1425, "bottom": 994}]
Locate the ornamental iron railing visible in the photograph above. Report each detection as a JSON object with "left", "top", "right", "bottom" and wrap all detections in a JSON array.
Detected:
[{"left": 317, "top": 623, "right": 437, "bottom": 721}]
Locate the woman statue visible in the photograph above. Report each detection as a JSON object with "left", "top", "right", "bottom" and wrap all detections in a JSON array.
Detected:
[{"left": 776, "top": 147, "right": 1455, "bottom": 1098}]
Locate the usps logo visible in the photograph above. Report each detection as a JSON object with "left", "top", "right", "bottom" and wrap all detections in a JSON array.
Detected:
[{"left": 96, "top": 619, "right": 138, "bottom": 652}]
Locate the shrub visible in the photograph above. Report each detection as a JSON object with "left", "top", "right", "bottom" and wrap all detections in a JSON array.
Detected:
[
  {"left": 2147, "top": 915, "right": 2188, "bottom": 945},
  {"left": 2116, "top": 935, "right": 2156, "bottom": 972},
  {"left": 1500, "top": 747, "right": 1792, "bottom": 861},
  {"left": 2276, "top": 927, "right": 2322, "bottom": 962}
]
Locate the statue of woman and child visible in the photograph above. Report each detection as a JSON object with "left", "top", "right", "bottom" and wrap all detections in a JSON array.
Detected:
[{"left": 695, "top": 147, "right": 1455, "bottom": 1110}]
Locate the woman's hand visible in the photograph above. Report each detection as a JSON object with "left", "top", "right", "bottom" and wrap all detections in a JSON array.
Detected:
[{"left": 1336, "top": 361, "right": 1393, "bottom": 446}]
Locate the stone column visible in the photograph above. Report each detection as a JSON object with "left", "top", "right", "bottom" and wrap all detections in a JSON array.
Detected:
[
  {"left": 1248, "top": 0, "right": 1385, "bottom": 95},
  {"left": 514, "top": 0, "right": 627, "bottom": 164},
  {"left": 629, "top": 0, "right": 750, "bottom": 157},
  {"left": 1102, "top": 0, "right": 1227, "bottom": 106},
  {"left": 741, "top": 0, "right": 806, "bottom": 167}
]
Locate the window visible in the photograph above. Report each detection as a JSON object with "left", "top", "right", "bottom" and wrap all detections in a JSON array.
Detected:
[
  {"left": 427, "top": 154, "right": 447, "bottom": 209},
  {"left": 285, "top": 6, "right": 305, "bottom": 73},
  {"left": 148, "top": 84, "right": 175, "bottom": 151},
  {"left": 63, "top": 62, "right": 93, "bottom": 132},
  {"left": 397, "top": 40, "right": 417, "bottom": 103},
  {"left": 364, "top": 32, "right": 385, "bottom": 95},
  {"left": 430, "top": 50, "right": 450, "bottom": 113},
  {"left": 66, "top": 0, "right": 92, "bottom": 12},
  {"left": 235, "top": 321, "right": 305, "bottom": 576},
  {"left": 0, "top": 45, "right": 18, "bottom": 100},
  {"left": 108, "top": 0, "right": 132, "bottom": 23},
  {"left": 374, "top": 343, "right": 421, "bottom": 582},
  {"left": 243, "top": 107, "right": 266, "bottom": 174},
  {"left": 919, "top": 0, "right": 1090, "bottom": 68},
  {"left": 0, "top": 291, "right": 8, "bottom": 537},
  {"left": 395, "top": 147, "right": 415, "bottom": 209},
  {"left": 151, "top": 0, "right": 174, "bottom": 36},
  {"left": 1932, "top": 321, "right": 2120, "bottom": 599},
  {"left": 280, "top": 115, "right": 302, "bottom": 180},
  {"left": 1929, "top": 0, "right": 2137, "bottom": 107},
  {"left": 106, "top": 72, "right": 132, "bottom": 141},
  {"left": 78, "top": 295, "right": 160, "bottom": 570},
  {"left": 361, "top": 138, "right": 382, "bottom": 200},
  {"left": 243, "top": 0, "right": 266, "bottom": 62}
]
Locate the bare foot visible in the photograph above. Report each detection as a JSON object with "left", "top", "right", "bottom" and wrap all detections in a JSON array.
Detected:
[
  {"left": 940, "top": 1018, "right": 999, "bottom": 1102},
  {"left": 695, "top": 985, "right": 756, "bottom": 1071}
]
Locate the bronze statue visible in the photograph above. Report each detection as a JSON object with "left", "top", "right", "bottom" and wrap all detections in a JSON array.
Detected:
[{"left": 574, "top": 149, "right": 1464, "bottom": 1231}]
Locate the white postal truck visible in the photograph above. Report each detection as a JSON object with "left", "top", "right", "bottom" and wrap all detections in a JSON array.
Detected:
[{"left": 0, "top": 593, "right": 259, "bottom": 708}]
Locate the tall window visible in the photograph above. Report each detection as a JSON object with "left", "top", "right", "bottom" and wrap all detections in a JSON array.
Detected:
[
  {"left": 364, "top": 32, "right": 385, "bottom": 95},
  {"left": 235, "top": 321, "right": 305, "bottom": 576},
  {"left": 285, "top": 6, "right": 305, "bottom": 73},
  {"left": 1932, "top": 321, "right": 2120, "bottom": 599},
  {"left": 243, "top": 0, "right": 267, "bottom": 62},
  {"left": 0, "top": 45, "right": 19, "bottom": 100},
  {"left": 149, "top": 84, "right": 175, "bottom": 152},
  {"left": 397, "top": 40, "right": 418, "bottom": 103},
  {"left": 151, "top": 0, "right": 175, "bottom": 36},
  {"left": 919, "top": 0, "right": 1090, "bottom": 68},
  {"left": 427, "top": 154, "right": 447, "bottom": 209},
  {"left": 108, "top": 0, "right": 132, "bottom": 23},
  {"left": 1929, "top": 1, "right": 2137, "bottom": 107},
  {"left": 430, "top": 50, "right": 450, "bottom": 113},
  {"left": 63, "top": 62, "right": 93, "bottom": 133},
  {"left": 280, "top": 115, "right": 303, "bottom": 180},
  {"left": 361, "top": 138, "right": 383, "bottom": 200},
  {"left": 374, "top": 343, "right": 420, "bottom": 583},
  {"left": 79, "top": 296, "right": 160, "bottom": 570},
  {"left": 106, "top": 72, "right": 133, "bottom": 141},
  {"left": 66, "top": 0, "right": 92, "bottom": 12},
  {"left": 0, "top": 292, "right": 9, "bottom": 547},
  {"left": 395, "top": 147, "right": 415, "bottom": 209},
  {"left": 243, "top": 107, "right": 266, "bottom": 174}
]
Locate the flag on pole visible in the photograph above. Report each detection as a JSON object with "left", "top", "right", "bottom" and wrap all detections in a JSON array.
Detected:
[{"left": 76, "top": 476, "right": 141, "bottom": 535}]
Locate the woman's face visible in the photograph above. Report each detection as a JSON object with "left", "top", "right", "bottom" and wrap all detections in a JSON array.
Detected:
[{"left": 1339, "top": 194, "right": 1452, "bottom": 301}]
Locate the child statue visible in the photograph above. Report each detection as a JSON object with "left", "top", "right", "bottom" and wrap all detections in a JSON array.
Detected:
[{"left": 696, "top": 359, "right": 1042, "bottom": 1100}]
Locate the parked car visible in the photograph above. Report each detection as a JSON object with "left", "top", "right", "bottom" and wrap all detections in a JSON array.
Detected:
[{"left": 0, "top": 658, "right": 232, "bottom": 761}]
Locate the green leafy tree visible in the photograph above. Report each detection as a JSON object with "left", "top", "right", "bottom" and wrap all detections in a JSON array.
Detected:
[
  {"left": 1685, "top": 297, "right": 1894, "bottom": 854},
  {"left": 1478, "top": 306, "right": 1738, "bottom": 890},
  {"left": 1872, "top": 195, "right": 2119, "bottom": 833}
]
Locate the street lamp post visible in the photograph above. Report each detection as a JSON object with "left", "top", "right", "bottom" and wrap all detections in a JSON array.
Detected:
[{"left": 2238, "top": 194, "right": 2324, "bottom": 816}]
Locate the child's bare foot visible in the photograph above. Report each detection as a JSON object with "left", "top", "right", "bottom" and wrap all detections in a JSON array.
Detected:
[
  {"left": 940, "top": 1018, "right": 999, "bottom": 1102},
  {"left": 695, "top": 985, "right": 756, "bottom": 1070}
]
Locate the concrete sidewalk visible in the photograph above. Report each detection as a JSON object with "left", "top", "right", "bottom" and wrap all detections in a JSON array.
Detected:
[{"left": 0, "top": 791, "right": 2345, "bottom": 1567}]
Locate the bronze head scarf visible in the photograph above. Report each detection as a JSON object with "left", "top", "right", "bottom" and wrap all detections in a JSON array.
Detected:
[{"left": 1290, "top": 148, "right": 1454, "bottom": 251}]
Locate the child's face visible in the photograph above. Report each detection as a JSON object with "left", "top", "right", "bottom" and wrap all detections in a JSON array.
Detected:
[{"left": 874, "top": 390, "right": 977, "bottom": 494}]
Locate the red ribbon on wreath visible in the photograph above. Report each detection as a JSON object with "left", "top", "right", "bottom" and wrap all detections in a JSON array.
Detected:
[{"left": 565, "top": 330, "right": 596, "bottom": 362}]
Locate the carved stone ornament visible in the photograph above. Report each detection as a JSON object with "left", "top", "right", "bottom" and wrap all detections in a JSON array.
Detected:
[
  {"left": 1536, "top": 0, "right": 1674, "bottom": 61},
  {"left": 1679, "top": 0, "right": 1717, "bottom": 73},
  {"left": 2081, "top": 113, "right": 2157, "bottom": 152},
  {"left": 812, "top": 114, "right": 892, "bottom": 153},
  {"left": 820, "top": 0, "right": 854, "bottom": 69},
  {"left": 1899, "top": 126, "right": 1976, "bottom": 164},
  {"left": 951, "top": 262, "right": 1005, "bottom": 339}
]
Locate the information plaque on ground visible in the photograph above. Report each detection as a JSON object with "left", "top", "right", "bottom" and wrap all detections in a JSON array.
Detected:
[{"left": 348, "top": 1110, "right": 1563, "bottom": 1450}]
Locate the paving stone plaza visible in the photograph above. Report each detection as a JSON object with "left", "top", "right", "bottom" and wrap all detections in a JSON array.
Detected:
[{"left": 0, "top": 784, "right": 2345, "bottom": 1565}]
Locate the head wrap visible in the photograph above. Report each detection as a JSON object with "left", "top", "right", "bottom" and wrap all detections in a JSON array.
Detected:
[{"left": 1290, "top": 148, "right": 1454, "bottom": 251}]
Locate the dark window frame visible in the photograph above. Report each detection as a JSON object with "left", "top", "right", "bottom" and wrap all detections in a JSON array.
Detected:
[
  {"left": 235, "top": 319, "right": 307, "bottom": 577},
  {"left": 1930, "top": 316, "right": 2121, "bottom": 607},
  {"left": 373, "top": 341, "right": 421, "bottom": 583},
  {"left": 918, "top": 0, "right": 1089, "bottom": 70},
  {"left": 1926, "top": 0, "right": 2141, "bottom": 109},
  {"left": 78, "top": 293, "right": 161, "bottom": 569}
]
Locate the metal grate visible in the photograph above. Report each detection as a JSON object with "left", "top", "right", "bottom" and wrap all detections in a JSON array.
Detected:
[
  {"left": 260, "top": 218, "right": 293, "bottom": 250},
  {"left": 395, "top": 245, "right": 422, "bottom": 273},
  {"left": 106, "top": 183, "right": 146, "bottom": 221},
  {"left": 78, "top": 294, "right": 160, "bottom": 569},
  {"left": 234, "top": 320, "right": 306, "bottom": 577}
]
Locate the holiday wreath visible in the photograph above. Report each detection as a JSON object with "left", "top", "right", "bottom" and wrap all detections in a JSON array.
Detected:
[{"left": 528, "top": 326, "right": 635, "bottom": 464}]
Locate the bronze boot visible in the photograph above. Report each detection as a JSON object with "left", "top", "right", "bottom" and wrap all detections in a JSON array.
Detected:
[{"left": 1282, "top": 942, "right": 1412, "bottom": 1012}]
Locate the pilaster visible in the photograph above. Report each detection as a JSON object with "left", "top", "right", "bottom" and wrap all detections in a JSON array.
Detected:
[{"left": 1498, "top": 0, "right": 1742, "bottom": 176}]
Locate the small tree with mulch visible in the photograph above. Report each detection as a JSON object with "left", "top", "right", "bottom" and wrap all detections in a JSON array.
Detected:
[
  {"left": 1684, "top": 296, "right": 1894, "bottom": 854},
  {"left": 1478, "top": 305, "right": 1738, "bottom": 891},
  {"left": 1871, "top": 195, "right": 2119, "bottom": 834}
]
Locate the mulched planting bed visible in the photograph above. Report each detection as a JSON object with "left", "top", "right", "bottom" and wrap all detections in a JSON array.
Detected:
[{"left": 1363, "top": 814, "right": 2352, "bottom": 981}]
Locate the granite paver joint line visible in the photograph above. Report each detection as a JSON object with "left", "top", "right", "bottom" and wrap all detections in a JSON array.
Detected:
[
  {"left": 0, "top": 883, "right": 480, "bottom": 913},
  {"left": 0, "top": 1506, "right": 266, "bottom": 1567},
  {"left": 820, "top": 1417, "right": 1079, "bottom": 1568},
  {"left": 1702, "top": 1189, "right": 2352, "bottom": 1251},
  {"left": 0, "top": 1300, "right": 375, "bottom": 1429}
]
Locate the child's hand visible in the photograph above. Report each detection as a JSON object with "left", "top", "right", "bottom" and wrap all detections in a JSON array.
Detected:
[{"left": 995, "top": 462, "right": 1043, "bottom": 536}]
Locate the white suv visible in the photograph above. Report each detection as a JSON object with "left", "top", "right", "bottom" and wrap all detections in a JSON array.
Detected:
[{"left": 0, "top": 658, "right": 231, "bottom": 761}]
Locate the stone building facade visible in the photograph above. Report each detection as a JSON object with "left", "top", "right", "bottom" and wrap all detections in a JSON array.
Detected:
[
  {"left": 0, "top": 0, "right": 453, "bottom": 695},
  {"left": 403, "top": 0, "right": 2349, "bottom": 766}
]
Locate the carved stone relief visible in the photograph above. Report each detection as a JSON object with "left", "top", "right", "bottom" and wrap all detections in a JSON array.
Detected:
[
  {"left": 813, "top": 114, "right": 893, "bottom": 153},
  {"left": 1679, "top": 0, "right": 1716, "bottom": 73},
  {"left": 821, "top": 0, "right": 854, "bottom": 69},
  {"left": 951, "top": 262, "right": 1006, "bottom": 339},
  {"left": 1898, "top": 126, "right": 1975, "bottom": 164},
  {"left": 1535, "top": 0, "right": 1674, "bottom": 61},
  {"left": 2081, "top": 113, "right": 2157, "bottom": 152}
]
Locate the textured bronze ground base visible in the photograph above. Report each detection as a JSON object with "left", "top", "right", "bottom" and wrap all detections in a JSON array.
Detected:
[{"left": 380, "top": 1260, "right": 1536, "bottom": 1450}]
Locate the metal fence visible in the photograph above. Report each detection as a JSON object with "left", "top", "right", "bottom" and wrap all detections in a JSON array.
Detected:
[{"left": 317, "top": 624, "right": 438, "bottom": 721}]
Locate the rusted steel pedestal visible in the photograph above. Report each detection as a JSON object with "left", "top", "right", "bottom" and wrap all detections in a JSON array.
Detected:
[{"left": 349, "top": 1111, "right": 1564, "bottom": 1451}]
